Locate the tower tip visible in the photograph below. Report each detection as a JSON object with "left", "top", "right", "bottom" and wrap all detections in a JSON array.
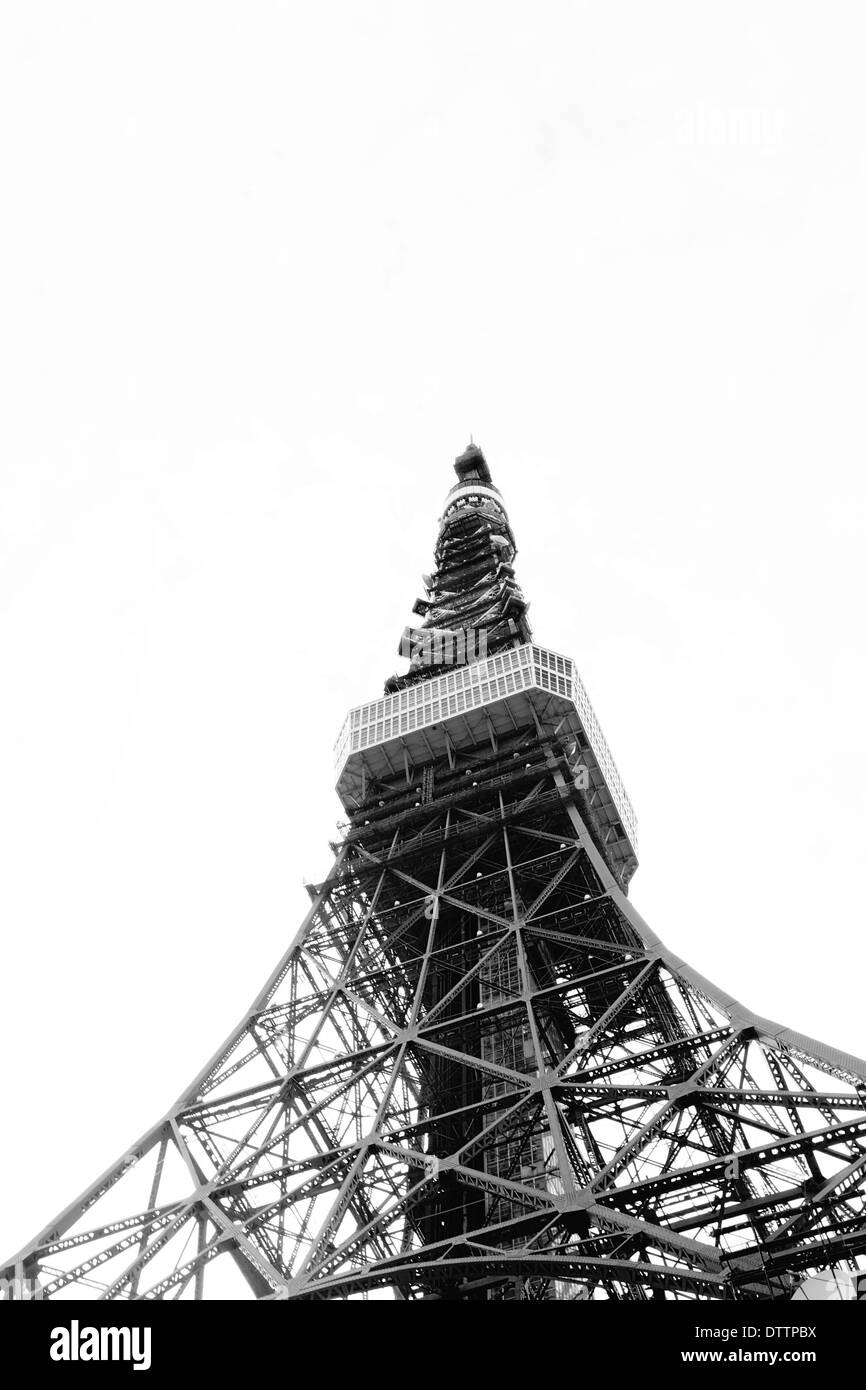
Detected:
[{"left": 454, "top": 440, "right": 491, "bottom": 485}]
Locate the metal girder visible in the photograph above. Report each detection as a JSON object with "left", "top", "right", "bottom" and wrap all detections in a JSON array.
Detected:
[{"left": 3, "top": 740, "right": 865, "bottom": 1302}]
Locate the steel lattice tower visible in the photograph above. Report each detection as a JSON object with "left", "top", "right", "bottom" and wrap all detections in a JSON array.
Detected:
[{"left": 5, "top": 444, "right": 866, "bottom": 1302}]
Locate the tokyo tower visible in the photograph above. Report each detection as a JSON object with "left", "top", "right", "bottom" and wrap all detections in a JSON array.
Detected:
[{"left": 4, "top": 444, "right": 865, "bottom": 1301}]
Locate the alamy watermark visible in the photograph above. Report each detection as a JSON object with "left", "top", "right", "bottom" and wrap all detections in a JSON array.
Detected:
[
  {"left": 675, "top": 104, "right": 787, "bottom": 149},
  {"left": 792, "top": 1268, "right": 866, "bottom": 1301},
  {"left": 401, "top": 627, "right": 488, "bottom": 668},
  {"left": 0, "top": 1275, "right": 43, "bottom": 1299}
]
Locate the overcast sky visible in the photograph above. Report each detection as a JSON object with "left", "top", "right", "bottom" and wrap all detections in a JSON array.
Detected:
[{"left": 2, "top": 2, "right": 865, "bottom": 1257}]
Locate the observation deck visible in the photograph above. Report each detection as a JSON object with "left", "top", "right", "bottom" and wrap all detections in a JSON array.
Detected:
[{"left": 334, "top": 642, "right": 638, "bottom": 887}]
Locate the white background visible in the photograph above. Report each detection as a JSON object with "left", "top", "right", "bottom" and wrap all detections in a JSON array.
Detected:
[{"left": 1, "top": 2, "right": 864, "bottom": 1258}]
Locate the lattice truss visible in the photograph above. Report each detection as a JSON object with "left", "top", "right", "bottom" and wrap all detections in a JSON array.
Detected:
[{"left": 6, "top": 732, "right": 866, "bottom": 1301}]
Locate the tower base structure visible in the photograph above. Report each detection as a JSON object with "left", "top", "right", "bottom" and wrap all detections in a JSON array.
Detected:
[{"left": 4, "top": 642, "right": 865, "bottom": 1301}]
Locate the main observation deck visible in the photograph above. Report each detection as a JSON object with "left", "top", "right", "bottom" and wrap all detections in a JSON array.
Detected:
[{"left": 334, "top": 642, "right": 638, "bottom": 887}]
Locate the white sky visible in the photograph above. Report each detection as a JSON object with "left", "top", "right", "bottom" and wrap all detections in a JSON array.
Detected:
[{"left": 1, "top": 3, "right": 865, "bottom": 1258}]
